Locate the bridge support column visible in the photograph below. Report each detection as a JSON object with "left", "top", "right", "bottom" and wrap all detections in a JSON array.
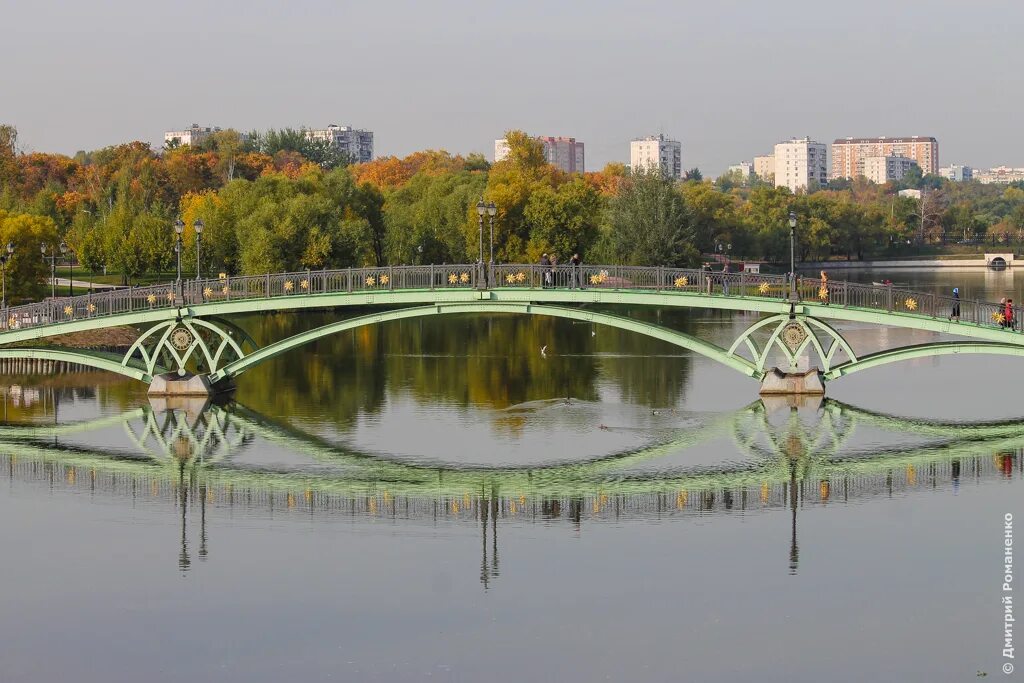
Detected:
[
  {"left": 149, "top": 371, "right": 218, "bottom": 397},
  {"left": 759, "top": 368, "right": 825, "bottom": 396}
]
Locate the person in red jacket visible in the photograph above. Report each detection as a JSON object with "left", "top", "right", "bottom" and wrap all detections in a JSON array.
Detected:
[{"left": 1006, "top": 298, "right": 1015, "bottom": 331}]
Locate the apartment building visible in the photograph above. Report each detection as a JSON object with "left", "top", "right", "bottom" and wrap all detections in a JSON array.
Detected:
[
  {"left": 975, "top": 167, "right": 1024, "bottom": 184},
  {"left": 306, "top": 125, "right": 374, "bottom": 163},
  {"left": 831, "top": 136, "right": 938, "bottom": 179},
  {"left": 863, "top": 156, "right": 919, "bottom": 184},
  {"left": 164, "top": 124, "right": 221, "bottom": 148},
  {"left": 753, "top": 155, "right": 775, "bottom": 181},
  {"left": 726, "top": 161, "right": 754, "bottom": 181},
  {"left": 939, "top": 164, "right": 974, "bottom": 182},
  {"left": 630, "top": 135, "right": 682, "bottom": 179},
  {"left": 494, "top": 135, "right": 585, "bottom": 173},
  {"left": 773, "top": 137, "right": 828, "bottom": 192}
]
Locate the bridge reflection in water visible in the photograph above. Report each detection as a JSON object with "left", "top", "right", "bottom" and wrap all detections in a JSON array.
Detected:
[{"left": 1, "top": 396, "right": 1021, "bottom": 582}]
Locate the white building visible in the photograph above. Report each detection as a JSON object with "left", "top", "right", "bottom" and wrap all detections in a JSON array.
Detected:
[
  {"left": 753, "top": 155, "right": 775, "bottom": 181},
  {"left": 773, "top": 137, "right": 827, "bottom": 192},
  {"left": 726, "top": 161, "right": 754, "bottom": 181},
  {"left": 630, "top": 135, "right": 682, "bottom": 179},
  {"left": 164, "top": 124, "right": 221, "bottom": 148},
  {"left": 864, "top": 156, "right": 918, "bottom": 184},
  {"left": 939, "top": 164, "right": 974, "bottom": 182},
  {"left": 975, "top": 167, "right": 1024, "bottom": 184},
  {"left": 494, "top": 135, "right": 585, "bottom": 173},
  {"left": 306, "top": 125, "right": 374, "bottom": 163}
]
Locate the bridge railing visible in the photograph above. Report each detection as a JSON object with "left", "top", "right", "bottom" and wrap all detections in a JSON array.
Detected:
[{"left": 1, "top": 262, "right": 1022, "bottom": 335}]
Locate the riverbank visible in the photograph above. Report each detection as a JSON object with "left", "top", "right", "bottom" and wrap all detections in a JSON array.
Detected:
[{"left": 801, "top": 255, "right": 1018, "bottom": 270}]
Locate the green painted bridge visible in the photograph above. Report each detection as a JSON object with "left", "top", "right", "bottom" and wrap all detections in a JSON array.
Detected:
[{"left": 1, "top": 262, "right": 1021, "bottom": 395}]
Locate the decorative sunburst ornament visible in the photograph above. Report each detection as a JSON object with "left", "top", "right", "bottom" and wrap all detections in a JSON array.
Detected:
[
  {"left": 589, "top": 274, "right": 602, "bottom": 285},
  {"left": 63, "top": 305, "right": 73, "bottom": 317},
  {"left": 146, "top": 294, "right": 157, "bottom": 305},
  {"left": 379, "top": 274, "right": 389, "bottom": 286},
  {"left": 994, "top": 311, "right": 1006, "bottom": 324},
  {"left": 300, "top": 279, "right": 309, "bottom": 290},
  {"left": 86, "top": 303, "right": 96, "bottom": 313},
  {"left": 365, "top": 275, "right": 376, "bottom": 286},
  {"left": 674, "top": 276, "right": 688, "bottom": 288},
  {"left": 759, "top": 282, "right": 771, "bottom": 294},
  {"left": 203, "top": 287, "right": 213, "bottom": 298},
  {"left": 506, "top": 273, "right": 517, "bottom": 284},
  {"left": 459, "top": 272, "right": 470, "bottom": 284},
  {"left": 905, "top": 298, "right": 917, "bottom": 311},
  {"left": 448, "top": 273, "right": 458, "bottom": 285},
  {"left": 7, "top": 316, "right": 15, "bottom": 328},
  {"left": 221, "top": 285, "right": 229, "bottom": 295},
  {"left": 818, "top": 286, "right": 829, "bottom": 300},
  {"left": 515, "top": 271, "right": 526, "bottom": 283},
  {"left": 284, "top": 280, "right": 294, "bottom": 292},
  {"left": 166, "top": 291, "right": 175, "bottom": 302}
]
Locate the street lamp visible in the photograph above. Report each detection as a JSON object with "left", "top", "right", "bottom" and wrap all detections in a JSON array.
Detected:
[
  {"left": 41, "top": 243, "right": 57, "bottom": 299},
  {"left": 194, "top": 219, "right": 204, "bottom": 280},
  {"left": 1, "top": 242, "right": 14, "bottom": 309},
  {"left": 59, "top": 240, "right": 73, "bottom": 296},
  {"left": 475, "top": 199, "right": 485, "bottom": 264},
  {"left": 174, "top": 218, "right": 184, "bottom": 296},
  {"left": 788, "top": 211, "right": 798, "bottom": 301},
  {"left": 486, "top": 201, "right": 497, "bottom": 264}
]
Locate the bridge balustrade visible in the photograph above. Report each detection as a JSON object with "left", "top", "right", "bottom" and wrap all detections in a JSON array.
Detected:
[{"left": 0, "top": 263, "right": 1021, "bottom": 335}]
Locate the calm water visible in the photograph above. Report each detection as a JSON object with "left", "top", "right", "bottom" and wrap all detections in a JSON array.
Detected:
[{"left": 2, "top": 268, "right": 1023, "bottom": 682}]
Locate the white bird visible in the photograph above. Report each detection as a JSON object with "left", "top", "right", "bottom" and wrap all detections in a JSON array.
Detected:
[{"left": 540, "top": 345, "right": 548, "bottom": 358}]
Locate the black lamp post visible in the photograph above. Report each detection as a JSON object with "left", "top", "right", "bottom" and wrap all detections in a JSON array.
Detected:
[
  {"left": 174, "top": 218, "right": 184, "bottom": 297},
  {"left": 788, "top": 211, "right": 798, "bottom": 301},
  {"left": 194, "top": 219, "right": 204, "bottom": 280},
  {"left": 1, "top": 242, "right": 13, "bottom": 309},
  {"left": 475, "top": 199, "right": 485, "bottom": 264},
  {"left": 41, "top": 243, "right": 57, "bottom": 299},
  {"left": 486, "top": 202, "right": 497, "bottom": 264},
  {"left": 59, "top": 240, "right": 72, "bottom": 296}
]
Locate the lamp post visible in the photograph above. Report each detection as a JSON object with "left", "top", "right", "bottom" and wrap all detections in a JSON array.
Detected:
[
  {"left": 475, "top": 199, "right": 485, "bottom": 264},
  {"left": 194, "top": 219, "right": 204, "bottom": 280},
  {"left": 59, "top": 240, "right": 72, "bottom": 296},
  {"left": 174, "top": 218, "right": 184, "bottom": 298},
  {"left": 788, "top": 211, "right": 798, "bottom": 301},
  {"left": 486, "top": 202, "right": 497, "bottom": 264},
  {"left": 41, "top": 243, "right": 57, "bottom": 299},
  {"left": 1, "top": 242, "right": 13, "bottom": 309}
]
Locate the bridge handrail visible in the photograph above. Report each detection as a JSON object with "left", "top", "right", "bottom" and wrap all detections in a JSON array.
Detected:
[{"left": 0, "top": 263, "right": 1018, "bottom": 335}]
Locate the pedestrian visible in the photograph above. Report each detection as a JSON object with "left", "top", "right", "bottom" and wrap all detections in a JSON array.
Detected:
[
  {"left": 540, "top": 253, "right": 551, "bottom": 288},
  {"left": 702, "top": 262, "right": 713, "bottom": 294},
  {"left": 949, "top": 287, "right": 960, "bottom": 322},
  {"left": 569, "top": 253, "right": 582, "bottom": 290},
  {"left": 721, "top": 261, "right": 730, "bottom": 295},
  {"left": 550, "top": 254, "right": 558, "bottom": 288},
  {"left": 1006, "top": 298, "right": 1015, "bottom": 331},
  {"left": 819, "top": 270, "right": 829, "bottom": 305}
]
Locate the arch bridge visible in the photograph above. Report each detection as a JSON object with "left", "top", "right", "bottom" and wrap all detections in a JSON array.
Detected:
[{"left": 0, "top": 263, "right": 1020, "bottom": 396}]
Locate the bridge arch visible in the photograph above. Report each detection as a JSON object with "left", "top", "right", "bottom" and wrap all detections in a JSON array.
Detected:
[
  {"left": 208, "top": 303, "right": 762, "bottom": 384},
  {"left": 0, "top": 348, "right": 156, "bottom": 383},
  {"left": 823, "top": 341, "right": 1024, "bottom": 381}
]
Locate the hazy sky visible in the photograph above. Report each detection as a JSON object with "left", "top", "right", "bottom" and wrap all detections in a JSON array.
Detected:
[{"left": 3, "top": 0, "right": 1022, "bottom": 175}]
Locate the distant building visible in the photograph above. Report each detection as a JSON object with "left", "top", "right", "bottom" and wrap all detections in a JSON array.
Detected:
[
  {"left": 773, "top": 137, "right": 827, "bottom": 193},
  {"left": 975, "top": 166, "right": 1024, "bottom": 184},
  {"left": 753, "top": 155, "right": 775, "bottom": 181},
  {"left": 898, "top": 189, "right": 922, "bottom": 200},
  {"left": 630, "top": 135, "right": 682, "bottom": 179},
  {"left": 831, "top": 136, "right": 938, "bottom": 179},
  {"left": 726, "top": 161, "right": 754, "bottom": 181},
  {"left": 306, "top": 125, "right": 374, "bottom": 163},
  {"left": 939, "top": 164, "right": 973, "bottom": 182},
  {"left": 494, "top": 135, "right": 585, "bottom": 173},
  {"left": 864, "top": 156, "right": 919, "bottom": 184},
  {"left": 164, "top": 124, "right": 221, "bottom": 148}
]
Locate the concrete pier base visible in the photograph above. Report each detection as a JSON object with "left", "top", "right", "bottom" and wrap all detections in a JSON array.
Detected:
[
  {"left": 148, "top": 372, "right": 216, "bottom": 397},
  {"left": 759, "top": 368, "right": 825, "bottom": 396}
]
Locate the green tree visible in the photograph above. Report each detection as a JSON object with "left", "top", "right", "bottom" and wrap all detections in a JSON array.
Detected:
[
  {"left": 0, "top": 210, "right": 59, "bottom": 302},
  {"left": 606, "top": 170, "right": 697, "bottom": 266}
]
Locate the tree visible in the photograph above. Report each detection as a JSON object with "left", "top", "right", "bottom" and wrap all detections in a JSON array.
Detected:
[
  {"left": 606, "top": 170, "right": 697, "bottom": 266},
  {"left": 0, "top": 210, "right": 59, "bottom": 302},
  {"left": 683, "top": 167, "right": 703, "bottom": 182}
]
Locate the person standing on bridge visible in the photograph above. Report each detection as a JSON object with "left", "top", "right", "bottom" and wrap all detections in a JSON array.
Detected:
[
  {"left": 540, "top": 253, "right": 551, "bottom": 288},
  {"left": 702, "top": 263, "right": 713, "bottom": 294},
  {"left": 1006, "top": 298, "right": 1015, "bottom": 331},
  {"left": 569, "top": 253, "right": 583, "bottom": 290},
  {"left": 720, "top": 261, "right": 730, "bottom": 295},
  {"left": 949, "top": 287, "right": 960, "bottom": 322}
]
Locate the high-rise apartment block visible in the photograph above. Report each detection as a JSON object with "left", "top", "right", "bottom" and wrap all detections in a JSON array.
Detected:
[
  {"left": 863, "top": 156, "right": 918, "bottom": 184},
  {"left": 726, "top": 161, "right": 754, "bottom": 181},
  {"left": 306, "top": 125, "right": 374, "bottom": 163},
  {"left": 494, "top": 135, "right": 585, "bottom": 173},
  {"left": 773, "top": 137, "right": 828, "bottom": 193},
  {"left": 831, "top": 136, "right": 938, "bottom": 179},
  {"left": 630, "top": 135, "right": 682, "bottom": 179},
  {"left": 753, "top": 155, "right": 775, "bottom": 181},
  {"left": 940, "top": 164, "right": 974, "bottom": 182},
  {"left": 975, "top": 167, "right": 1024, "bottom": 184},
  {"left": 164, "top": 124, "right": 221, "bottom": 148}
]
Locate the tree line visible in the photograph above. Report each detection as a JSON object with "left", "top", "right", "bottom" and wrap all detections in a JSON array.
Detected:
[{"left": 2, "top": 124, "right": 1024, "bottom": 303}]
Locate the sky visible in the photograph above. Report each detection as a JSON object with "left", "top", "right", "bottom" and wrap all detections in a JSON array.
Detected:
[{"left": 3, "top": 0, "right": 1023, "bottom": 176}]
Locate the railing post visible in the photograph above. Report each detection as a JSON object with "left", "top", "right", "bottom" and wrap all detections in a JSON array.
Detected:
[
  {"left": 886, "top": 286, "right": 893, "bottom": 312},
  {"left": 657, "top": 266, "right": 663, "bottom": 291},
  {"left": 128, "top": 286, "right": 134, "bottom": 312},
  {"left": 347, "top": 267, "right": 353, "bottom": 293},
  {"left": 740, "top": 271, "right": 746, "bottom": 297},
  {"left": 430, "top": 264, "right": 435, "bottom": 291},
  {"left": 389, "top": 265, "right": 394, "bottom": 291},
  {"left": 842, "top": 281, "right": 848, "bottom": 306}
]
